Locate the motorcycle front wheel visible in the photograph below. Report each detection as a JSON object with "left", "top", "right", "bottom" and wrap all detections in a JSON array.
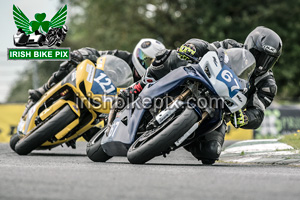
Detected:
[
  {"left": 15, "top": 105, "right": 77, "bottom": 155},
  {"left": 10, "top": 133, "right": 21, "bottom": 151},
  {"left": 127, "top": 107, "right": 199, "bottom": 164},
  {"left": 86, "top": 126, "right": 112, "bottom": 162}
]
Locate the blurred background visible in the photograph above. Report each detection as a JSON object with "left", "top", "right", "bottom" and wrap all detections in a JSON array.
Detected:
[
  {"left": 1, "top": 0, "right": 300, "bottom": 141},
  {"left": 2, "top": 0, "right": 300, "bottom": 103}
]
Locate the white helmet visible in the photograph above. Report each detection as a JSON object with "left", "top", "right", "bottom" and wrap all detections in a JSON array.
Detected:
[{"left": 132, "top": 38, "right": 166, "bottom": 77}]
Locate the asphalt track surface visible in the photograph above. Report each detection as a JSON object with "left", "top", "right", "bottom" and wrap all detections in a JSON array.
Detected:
[{"left": 1, "top": 142, "right": 300, "bottom": 200}]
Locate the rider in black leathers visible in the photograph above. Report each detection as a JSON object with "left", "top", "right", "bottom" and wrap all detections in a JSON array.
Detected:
[
  {"left": 26, "top": 38, "right": 165, "bottom": 143},
  {"left": 28, "top": 38, "right": 165, "bottom": 101},
  {"left": 119, "top": 26, "right": 282, "bottom": 164},
  {"left": 186, "top": 27, "right": 281, "bottom": 163}
]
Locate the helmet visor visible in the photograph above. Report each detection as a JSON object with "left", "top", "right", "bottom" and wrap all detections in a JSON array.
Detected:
[
  {"left": 225, "top": 48, "right": 256, "bottom": 82},
  {"left": 136, "top": 48, "right": 153, "bottom": 69},
  {"left": 250, "top": 48, "right": 278, "bottom": 75}
]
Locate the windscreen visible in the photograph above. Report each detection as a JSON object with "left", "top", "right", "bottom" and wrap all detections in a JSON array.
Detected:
[
  {"left": 224, "top": 48, "right": 256, "bottom": 82},
  {"left": 101, "top": 55, "right": 134, "bottom": 88}
]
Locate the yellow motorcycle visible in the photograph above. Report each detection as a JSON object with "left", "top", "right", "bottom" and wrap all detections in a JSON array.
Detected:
[{"left": 10, "top": 55, "right": 133, "bottom": 155}]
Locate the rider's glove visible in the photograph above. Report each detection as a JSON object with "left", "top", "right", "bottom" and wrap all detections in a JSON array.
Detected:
[
  {"left": 177, "top": 43, "right": 196, "bottom": 61},
  {"left": 222, "top": 39, "right": 244, "bottom": 49},
  {"left": 117, "top": 81, "right": 146, "bottom": 110},
  {"left": 70, "top": 50, "right": 84, "bottom": 65},
  {"left": 70, "top": 47, "right": 100, "bottom": 65},
  {"left": 230, "top": 109, "right": 248, "bottom": 128},
  {"left": 151, "top": 49, "right": 172, "bottom": 67}
]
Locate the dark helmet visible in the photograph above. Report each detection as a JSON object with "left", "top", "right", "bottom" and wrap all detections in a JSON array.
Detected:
[{"left": 244, "top": 26, "right": 282, "bottom": 76}]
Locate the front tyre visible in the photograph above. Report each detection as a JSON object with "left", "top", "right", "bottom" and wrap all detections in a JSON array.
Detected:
[
  {"left": 127, "top": 107, "right": 199, "bottom": 164},
  {"left": 15, "top": 105, "right": 77, "bottom": 155},
  {"left": 86, "top": 127, "right": 112, "bottom": 162},
  {"left": 82, "top": 127, "right": 101, "bottom": 142},
  {"left": 10, "top": 133, "right": 21, "bottom": 151}
]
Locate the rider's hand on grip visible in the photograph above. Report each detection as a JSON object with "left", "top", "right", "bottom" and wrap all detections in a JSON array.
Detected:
[
  {"left": 69, "top": 47, "right": 100, "bottom": 65},
  {"left": 117, "top": 81, "right": 145, "bottom": 111},
  {"left": 230, "top": 109, "right": 248, "bottom": 128},
  {"left": 152, "top": 49, "right": 172, "bottom": 67},
  {"left": 70, "top": 50, "right": 84, "bottom": 65},
  {"left": 177, "top": 43, "right": 197, "bottom": 61}
]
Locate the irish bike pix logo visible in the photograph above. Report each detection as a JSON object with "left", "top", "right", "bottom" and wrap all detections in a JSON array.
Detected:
[{"left": 8, "top": 4, "right": 70, "bottom": 61}]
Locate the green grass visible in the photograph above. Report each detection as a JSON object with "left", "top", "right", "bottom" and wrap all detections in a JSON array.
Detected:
[{"left": 279, "top": 133, "right": 300, "bottom": 149}]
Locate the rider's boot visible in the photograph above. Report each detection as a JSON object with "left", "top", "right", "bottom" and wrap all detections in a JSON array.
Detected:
[
  {"left": 184, "top": 122, "right": 226, "bottom": 163},
  {"left": 28, "top": 74, "right": 58, "bottom": 102}
]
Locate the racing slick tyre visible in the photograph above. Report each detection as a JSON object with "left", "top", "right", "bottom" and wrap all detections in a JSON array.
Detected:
[
  {"left": 82, "top": 127, "right": 100, "bottom": 142},
  {"left": 127, "top": 107, "right": 199, "bottom": 164},
  {"left": 86, "top": 126, "right": 112, "bottom": 162},
  {"left": 201, "top": 159, "right": 216, "bottom": 165},
  {"left": 15, "top": 105, "right": 77, "bottom": 155},
  {"left": 10, "top": 133, "right": 21, "bottom": 151}
]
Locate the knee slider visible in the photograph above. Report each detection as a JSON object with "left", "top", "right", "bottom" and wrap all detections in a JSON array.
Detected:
[
  {"left": 202, "top": 140, "right": 222, "bottom": 158},
  {"left": 190, "top": 140, "right": 222, "bottom": 160}
]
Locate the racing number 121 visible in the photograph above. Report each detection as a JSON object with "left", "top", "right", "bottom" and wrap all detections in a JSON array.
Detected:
[{"left": 94, "top": 72, "right": 116, "bottom": 94}]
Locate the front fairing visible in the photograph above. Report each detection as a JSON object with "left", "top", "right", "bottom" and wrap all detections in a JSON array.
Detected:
[
  {"left": 197, "top": 51, "right": 250, "bottom": 113},
  {"left": 102, "top": 65, "right": 220, "bottom": 152},
  {"left": 140, "top": 65, "right": 217, "bottom": 99},
  {"left": 102, "top": 50, "right": 253, "bottom": 155},
  {"left": 133, "top": 65, "right": 218, "bottom": 132}
]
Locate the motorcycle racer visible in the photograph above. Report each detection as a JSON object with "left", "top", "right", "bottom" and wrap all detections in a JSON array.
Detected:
[
  {"left": 186, "top": 26, "right": 282, "bottom": 164},
  {"left": 24, "top": 38, "right": 165, "bottom": 144},
  {"left": 118, "top": 26, "right": 282, "bottom": 164},
  {"left": 28, "top": 38, "right": 166, "bottom": 102}
]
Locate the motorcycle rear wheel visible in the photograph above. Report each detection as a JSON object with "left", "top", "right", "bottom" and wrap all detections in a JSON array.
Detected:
[
  {"left": 86, "top": 126, "right": 112, "bottom": 162},
  {"left": 15, "top": 105, "right": 77, "bottom": 155},
  {"left": 127, "top": 107, "right": 199, "bottom": 164}
]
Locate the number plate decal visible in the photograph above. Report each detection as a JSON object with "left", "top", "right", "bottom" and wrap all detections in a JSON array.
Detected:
[
  {"left": 91, "top": 69, "right": 117, "bottom": 95},
  {"left": 216, "top": 65, "right": 241, "bottom": 98}
]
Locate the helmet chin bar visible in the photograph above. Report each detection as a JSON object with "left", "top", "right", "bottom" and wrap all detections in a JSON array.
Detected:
[
  {"left": 134, "top": 69, "right": 141, "bottom": 79},
  {"left": 254, "top": 66, "right": 267, "bottom": 76}
]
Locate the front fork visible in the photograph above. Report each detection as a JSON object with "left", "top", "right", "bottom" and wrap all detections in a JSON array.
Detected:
[
  {"left": 174, "top": 111, "right": 209, "bottom": 147},
  {"left": 22, "top": 99, "right": 35, "bottom": 119},
  {"left": 106, "top": 88, "right": 202, "bottom": 135},
  {"left": 106, "top": 100, "right": 119, "bottom": 135}
]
